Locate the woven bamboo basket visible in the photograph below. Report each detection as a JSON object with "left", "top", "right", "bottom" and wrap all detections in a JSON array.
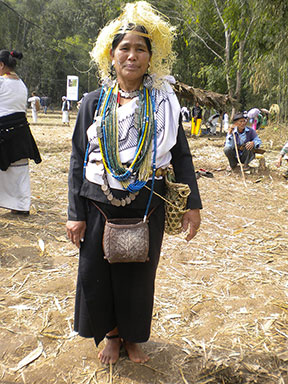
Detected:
[{"left": 164, "top": 168, "right": 190, "bottom": 235}]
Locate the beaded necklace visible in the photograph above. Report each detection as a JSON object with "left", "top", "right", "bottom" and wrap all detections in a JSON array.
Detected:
[
  {"left": 2, "top": 71, "right": 17, "bottom": 77},
  {"left": 98, "top": 83, "right": 155, "bottom": 193}
]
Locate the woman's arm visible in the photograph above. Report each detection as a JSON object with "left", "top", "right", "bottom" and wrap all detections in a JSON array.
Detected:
[
  {"left": 66, "top": 90, "right": 100, "bottom": 247},
  {"left": 67, "top": 90, "right": 100, "bottom": 221},
  {"left": 170, "top": 117, "right": 202, "bottom": 241},
  {"left": 170, "top": 118, "right": 202, "bottom": 210}
]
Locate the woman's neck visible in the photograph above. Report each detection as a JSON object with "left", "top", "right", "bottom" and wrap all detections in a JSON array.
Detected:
[
  {"left": 3, "top": 71, "right": 16, "bottom": 75},
  {"left": 0, "top": 65, "right": 15, "bottom": 76},
  {"left": 117, "top": 78, "right": 142, "bottom": 92},
  {"left": 2, "top": 71, "right": 18, "bottom": 79}
]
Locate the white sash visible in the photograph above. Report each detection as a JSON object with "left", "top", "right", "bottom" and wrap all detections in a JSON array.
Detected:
[{"left": 85, "top": 82, "right": 180, "bottom": 190}]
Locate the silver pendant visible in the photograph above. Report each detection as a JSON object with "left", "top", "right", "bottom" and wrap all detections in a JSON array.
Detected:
[
  {"left": 125, "top": 196, "right": 131, "bottom": 205},
  {"left": 111, "top": 198, "right": 121, "bottom": 207}
]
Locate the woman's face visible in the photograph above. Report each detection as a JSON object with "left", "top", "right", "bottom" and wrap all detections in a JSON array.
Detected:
[{"left": 110, "top": 33, "right": 151, "bottom": 88}]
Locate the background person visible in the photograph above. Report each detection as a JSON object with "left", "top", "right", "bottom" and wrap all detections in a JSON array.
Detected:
[
  {"left": 181, "top": 106, "right": 190, "bottom": 122},
  {"left": 224, "top": 112, "right": 262, "bottom": 171},
  {"left": 40, "top": 96, "right": 50, "bottom": 114},
  {"left": 61, "top": 96, "right": 70, "bottom": 125},
  {"left": 191, "top": 102, "right": 202, "bottom": 136},
  {"left": 0, "top": 50, "right": 41, "bottom": 215},
  {"left": 276, "top": 141, "right": 288, "bottom": 179},
  {"left": 223, "top": 111, "right": 229, "bottom": 132},
  {"left": 256, "top": 112, "right": 263, "bottom": 130},
  {"left": 207, "top": 112, "right": 219, "bottom": 135},
  {"left": 28, "top": 91, "right": 40, "bottom": 123},
  {"left": 66, "top": 1, "right": 202, "bottom": 366}
]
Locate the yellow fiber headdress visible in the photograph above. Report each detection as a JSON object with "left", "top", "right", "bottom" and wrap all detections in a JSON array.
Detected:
[{"left": 91, "top": 1, "right": 176, "bottom": 86}]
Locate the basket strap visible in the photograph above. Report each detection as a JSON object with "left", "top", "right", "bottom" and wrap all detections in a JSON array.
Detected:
[{"left": 144, "top": 185, "right": 189, "bottom": 211}]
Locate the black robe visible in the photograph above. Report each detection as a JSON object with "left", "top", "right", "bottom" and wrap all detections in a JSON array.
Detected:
[{"left": 68, "top": 89, "right": 202, "bottom": 345}]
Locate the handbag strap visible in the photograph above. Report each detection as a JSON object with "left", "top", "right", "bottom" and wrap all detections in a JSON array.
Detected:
[{"left": 91, "top": 200, "right": 156, "bottom": 222}]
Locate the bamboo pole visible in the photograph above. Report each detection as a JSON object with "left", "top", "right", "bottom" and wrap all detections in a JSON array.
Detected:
[{"left": 232, "top": 131, "right": 247, "bottom": 188}]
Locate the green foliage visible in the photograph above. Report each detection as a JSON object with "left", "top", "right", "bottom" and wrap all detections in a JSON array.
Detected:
[
  {"left": 1, "top": 0, "right": 288, "bottom": 118},
  {"left": 0, "top": 0, "right": 123, "bottom": 103}
]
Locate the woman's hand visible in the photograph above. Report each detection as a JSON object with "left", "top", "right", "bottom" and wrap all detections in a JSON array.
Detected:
[
  {"left": 181, "top": 209, "right": 201, "bottom": 242},
  {"left": 66, "top": 220, "right": 86, "bottom": 248},
  {"left": 245, "top": 141, "right": 254, "bottom": 151}
]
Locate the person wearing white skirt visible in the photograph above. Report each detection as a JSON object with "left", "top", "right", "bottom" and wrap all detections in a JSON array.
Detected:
[
  {"left": 0, "top": 159, "right": 30, "bottom": 212},
  {"left": 62, "top": 96, "right": 70, "bottom": 125},
  {"left": 28, "top": 91, "right": 41, "bottom": 123},
  {"left": 0, "top": 50, "right": 41, "bottom": 215}
]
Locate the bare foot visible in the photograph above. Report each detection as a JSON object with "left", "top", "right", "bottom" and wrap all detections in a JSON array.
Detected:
[
  {"left": 124, "top": 341, "right": 149, "bottom": 363},
  {"left": 98, "top": 337, "right": 122, "bottom": 364}
]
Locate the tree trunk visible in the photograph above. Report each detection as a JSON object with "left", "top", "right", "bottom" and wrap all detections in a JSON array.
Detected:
[
  {"left": 235, "top": 40, "right": 245, "bottom": 104},
  {"left": 224, "top": 28, "right": 233, "bottom": 99}
]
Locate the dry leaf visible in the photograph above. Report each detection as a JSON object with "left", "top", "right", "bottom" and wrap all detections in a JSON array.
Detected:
[
  {"left": 10, "top": 341, "right": 43, "bottom": 372},
  {"left": 164, "top": 314, "right": 181, "bottom": 320},
  {"left": 38, "top": 239, "right": 45, "bottom": 255},
  {"left": 233, "top": 228, "right": 244, "bottom": 235}
]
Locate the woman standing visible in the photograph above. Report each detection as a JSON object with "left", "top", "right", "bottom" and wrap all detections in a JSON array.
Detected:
[
  {"left": 66, "top": 1, "right": 202, "bottom": 364},
  {"left": 223, "top": 112, "right": 229, "bottom": 132},
  {"left": 61, "top": 96, "right": 70, "bottom": 125},
  {"left": 0, "top": 50, "right": 41, "bottom": 215},
  {"left": 28, "top": 91, "right": 41, "bottom": 123}
]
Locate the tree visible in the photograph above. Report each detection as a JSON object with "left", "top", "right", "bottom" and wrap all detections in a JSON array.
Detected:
[{"left": 1, "top": 0, "right": 288, "bottom": 118}]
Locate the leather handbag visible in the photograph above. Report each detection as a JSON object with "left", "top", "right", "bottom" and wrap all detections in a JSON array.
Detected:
[
  {"left": 92, "top": 202, "right": 154, "bottom": 264},
  {"left": 103, "top": 217, "right": 149, "bottom": 263}
]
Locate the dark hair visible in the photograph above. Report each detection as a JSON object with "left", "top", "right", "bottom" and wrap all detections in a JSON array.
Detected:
[
  {"left": 0, "top": 50, "right": 23, "bottom": 69},
  {"left": 111, "top": 24, "right": 152, "bottom": 55}
]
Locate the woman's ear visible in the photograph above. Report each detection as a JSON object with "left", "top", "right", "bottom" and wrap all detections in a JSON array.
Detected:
[
  {"left": 110, "top": 49, "right": 114, "bottom": 61},
  {"left": 0, "top": 62, "right": 5, "bottom": 75}
]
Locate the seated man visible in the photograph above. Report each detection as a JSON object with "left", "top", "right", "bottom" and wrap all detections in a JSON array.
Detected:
[
  {"left": 276, "top": 141, "right": 288, "bottom": 179},
  {"left": 224, "top": 112, "right": 262, "bottom": 171}
]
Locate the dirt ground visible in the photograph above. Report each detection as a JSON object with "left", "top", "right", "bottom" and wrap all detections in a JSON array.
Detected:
[{"left": 1, "top": 112, "right": 288, "bottom": 384}]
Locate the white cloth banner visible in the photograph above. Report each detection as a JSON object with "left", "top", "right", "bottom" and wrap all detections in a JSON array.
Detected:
[{"left": 67, "top": 76, "right": 79, "bottom": 101}]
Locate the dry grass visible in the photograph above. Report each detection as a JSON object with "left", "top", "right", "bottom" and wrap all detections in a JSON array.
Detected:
[{"left": 0, "top": 113, "right": 288, "bottom": 383}]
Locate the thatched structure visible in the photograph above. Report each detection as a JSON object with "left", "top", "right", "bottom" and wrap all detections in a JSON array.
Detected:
[{"left": 173, "top": 81, "right": 238, "bottom": 111}]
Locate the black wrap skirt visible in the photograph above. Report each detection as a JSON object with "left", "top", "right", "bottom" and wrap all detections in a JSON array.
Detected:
[
  {"left": 0, "top": 112, "right": 41, "bottom": 171},
  {"left": 74, "top": 199, "right": 165, "bottom": 346}
]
